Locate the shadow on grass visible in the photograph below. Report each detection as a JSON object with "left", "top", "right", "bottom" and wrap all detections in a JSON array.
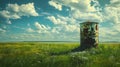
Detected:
[{"left": 50, "top": 46, "right": 87, "bottom": 56}]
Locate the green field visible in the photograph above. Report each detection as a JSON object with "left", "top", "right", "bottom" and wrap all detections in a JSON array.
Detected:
[{"left": 0, "top": 42, "right": 120, "bottom": 67}]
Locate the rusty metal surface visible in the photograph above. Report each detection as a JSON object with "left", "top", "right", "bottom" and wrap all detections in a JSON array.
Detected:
[{"left": 80, "top": 22, "right": 98, "bottom": 49}]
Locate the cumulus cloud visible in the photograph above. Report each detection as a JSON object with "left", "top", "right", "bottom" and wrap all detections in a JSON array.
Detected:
[
  {"left": 7, "top": 20, "right": 12, "bottom": 24},
  {"left": 99, "top": 26, "right": 120, "bottom": 41},
  {"left": 47, "top": 0, "right": 120, "bottom": 41},
  {"left": 0, "top": 28, "right": 6, "bottom": 33},
  {"left": 51, "top": 0, "right": 96, "bottom": 12},
  {"left": 113, "top": 24, "right": 120, "bottom": 32},
  {"left": 63, "top": 24, "right": 79, "bottom": 32},
  {"left": 0, "top": 3, "right": 39, "bottom": 20},
  {"left": 0, "top": 10, "right": 20, "bottom": 19},
  {"left": 99, "top": 27, "right": 117, "bottom": 37},
  {"left": 110, "top": 0, "right": 120, "bottom": 7},
  {"left": 46, "top": 14, "right": 80, "bottom": 41},
  {"left": 57, "top": 15, "right": 77, "bottom": 24},
  {"left": 47, "top": 16, "right": 67, "bottom": 25},
  {"left": 49, "top": 0, "right": 103, "bottom": 23},
  {"left": 35, "top": 22, "right": 51, "bottom": 33},
  {"left": 48, "top": 1, "right": 62, "bottom": 11},
  {"left": 47, "top": 15, "right": 79, "bottom": 33},
  {"left": 103, "top": 0, "right": 120, "bottom": 24},
  {"left": 27, "top": 28, "right": 35, "bottom": 32},
  {"left": 71, "top": 9, "right": 103, "bottom": 22},
  {"left": 51, "top": 27, "right": 60, "bottom": 34}
]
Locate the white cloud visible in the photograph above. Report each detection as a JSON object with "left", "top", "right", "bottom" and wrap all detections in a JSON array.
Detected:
[
  {"left": 113, "top": 24, "right": 120, "bottom": 32},
  {"left": 47, "top": 15, "right": 79, "bottom": 33},
  {"left": 63, "top": 24, "right": 79, "bottom": 32},
  {"left": 27, "top": 28, "right": 35, "bottom": 32},
  {"left": 49, "top": 1, "right": 62, "bottom": 11},
  {"left": 51, "top": 27, "right": 60, "bottom": 34},
  {"left": 35, "top": 22, "right": 51, "bottom": 33},
  {"left": 47, "top": 16, "right": 67, "bottom": 25},
  {"left": 0, "top": 28, "right": 6, "bottom": 33},
  {"left": 0, "top": 3, "right": 39, "bottom": 19},
  {"left": 13, "top": 26, "right": 26, "bottom": 30},
  {"left": 57, "top": 15, "right": 77, "bottom": 24},
  {"left": 99, "top": 26, "right": 120, "bottom": 41},
  {"left": 110, "top": 0, "right": 120, "bottom": 7},
  {"left": 51, "top": 0, "right": 96, "bottom": 12},
  {"left": 99, "top": 27, "right": 118, "bottom": 37},
  {"left": 50, "top": 0, "right": 103, "bottom": 23},
  {"left": 98, "top": 0, "right": 120, "bottom": 41},
  {"left": 8, "top": 20, "right": 12, "bottom": 24},
  {"left": 48, "top": 0, "right": 120, "bottom": 41},
  {"left": 71, "top": 9, "right": 103, "bottom": 22},
  {"left": 103, "top": 0, "right": 120, "bottom": 24},
  {"left": 0, "top": 10, "right": 20, "bottom": 19}
]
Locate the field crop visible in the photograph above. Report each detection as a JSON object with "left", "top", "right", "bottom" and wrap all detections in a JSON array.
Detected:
[{"left": 0, "top": 42, "right": 120, "bottom": 67}]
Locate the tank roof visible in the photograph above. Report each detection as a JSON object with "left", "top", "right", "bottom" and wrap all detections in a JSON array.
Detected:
[{"left": 80, "top": 21, "right": 98, "bottom": 24}]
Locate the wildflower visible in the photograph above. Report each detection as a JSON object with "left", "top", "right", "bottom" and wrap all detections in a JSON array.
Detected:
[
  {"left": 37, "top": 60, "right": 41, "bottom": 63},
  {"left": 81, "top": 56, "right": 89, "bottom": 61}
]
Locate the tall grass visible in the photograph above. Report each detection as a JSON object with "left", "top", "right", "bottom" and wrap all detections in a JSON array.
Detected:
[{"left": 0, "top": 42, "right": 120, "bottom": 67}]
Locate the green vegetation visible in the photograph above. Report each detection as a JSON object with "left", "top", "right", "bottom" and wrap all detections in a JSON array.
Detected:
[{"left": 0, "top": 42, "right": 120, "bottom": 67}]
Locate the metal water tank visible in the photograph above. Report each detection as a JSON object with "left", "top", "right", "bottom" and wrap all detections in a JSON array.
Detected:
[{"left": 80, "top": 21, "right": 99, "bottom": 49}]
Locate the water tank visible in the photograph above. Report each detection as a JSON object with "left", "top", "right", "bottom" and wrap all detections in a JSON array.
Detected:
[{"left": 80, "top": 21, "right": 99, "bottom": 50}]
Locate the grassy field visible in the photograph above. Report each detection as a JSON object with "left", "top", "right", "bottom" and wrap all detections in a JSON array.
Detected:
[{"left": 0, "top": 42, "right": 120, "bottom": 67}]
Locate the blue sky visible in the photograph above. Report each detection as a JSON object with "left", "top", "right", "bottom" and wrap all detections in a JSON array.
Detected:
[{"left": 0, "top": 0, "right": 120, "bottom": 42}]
